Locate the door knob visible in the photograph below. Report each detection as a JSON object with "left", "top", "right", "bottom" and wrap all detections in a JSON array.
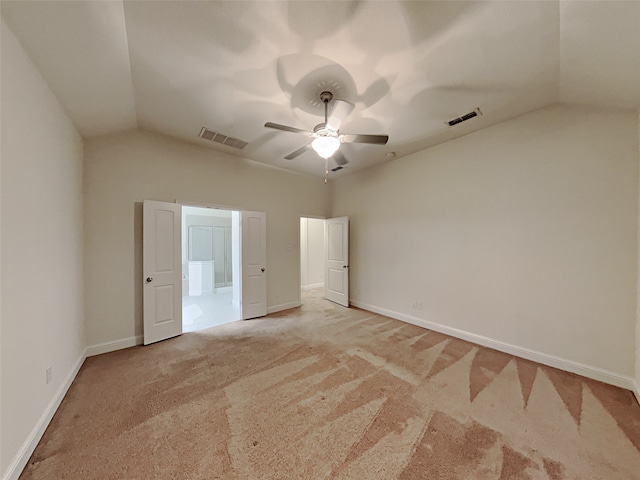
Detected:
[
  {"left": 343, "top": 265, "right": 349, "bottom": 269},
  {"left": 146, "top": 277, "right": 153, "bottom": 283},
  {"left": 261, "top": 268, "right": 265, "bottom": 272}
]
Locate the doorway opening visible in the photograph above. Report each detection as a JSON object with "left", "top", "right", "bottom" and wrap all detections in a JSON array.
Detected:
[
  {"left": 143, "top": 200, "right": 267, "bottom": 345},
  {"left": 300, "top": 217, "right": 326, "bottom": 303},
  {"left": 182, "top": 206, "right": 240, "bottom": 332}
]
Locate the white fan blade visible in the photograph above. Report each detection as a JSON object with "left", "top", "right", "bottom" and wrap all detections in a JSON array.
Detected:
[
  {"left": 332, "top": 150, "right": 348, "bottom": 166},
  {"left": 340, "top": 133, "right": 388, "bottom": 145},
  {"left": 284, "top": 144, "right": 312, "bottom": 160},
  {"left": 326, "top": 100, "right": 355, "bottom": 131},
  {"left": 265, "top": 122, "right": 315, "bottom": 136}
]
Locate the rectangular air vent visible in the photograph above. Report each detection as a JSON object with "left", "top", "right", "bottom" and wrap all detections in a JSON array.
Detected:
[
  {"left": 198, "top": 127, "right": 248, "bottom": 150},
  {"left": 446, "top": 108, "right": 482, "bottom": 127}
]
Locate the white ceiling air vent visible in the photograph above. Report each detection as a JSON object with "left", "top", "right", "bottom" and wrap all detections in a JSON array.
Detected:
[
  {"left": 198, "top": 127, "right": 248, "bottom": 149},
  {"left": 446, "top": 108, "right": 482, "bottom": 127}
]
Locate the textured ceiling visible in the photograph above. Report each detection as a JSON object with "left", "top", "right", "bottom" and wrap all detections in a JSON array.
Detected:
[{"left": 2, "top": 1, "right": 639, "bottom": 177}]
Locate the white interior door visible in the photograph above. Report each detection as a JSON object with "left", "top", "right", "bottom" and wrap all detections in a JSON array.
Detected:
[
  {"left": 325, "top": 216, "right": 350, "bottom": 307},
  {"left": 241, "top": 211, "right": 267, "bottom": 319},
  {"left": 143, "top": 200, "right": 182, "bottom": 345}
]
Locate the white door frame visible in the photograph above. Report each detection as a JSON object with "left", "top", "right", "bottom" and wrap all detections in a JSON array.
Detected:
[
  {"left": 176, "top": 200, "right": 245, "bottom": 211},
  {"left": 298, "top": 215, "right": 327, "bottom": 304}
]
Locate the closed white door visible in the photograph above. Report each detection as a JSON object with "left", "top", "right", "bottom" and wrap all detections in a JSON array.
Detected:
[
  {"left": 143, "top": 200, "right": 182, "bottom": 345},
  {"left": 242, "top": 211, "right": 267, "bottom": 319},
  {"left": 325, "top": 216, "right": 349, "bottom": 307}
]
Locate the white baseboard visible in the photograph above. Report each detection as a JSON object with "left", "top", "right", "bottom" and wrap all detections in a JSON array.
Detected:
[
  {"left": 3, "top": 313, "right": 636, "bottom": 480},
  {"left": 633, "top": 380, "right": 640, "bottom": 405},
  {"left": 2, "top": 335, "right": 142, "bottom": 480},
  {"left": 4, "top": 334, "right": 148, "bottom": 480},
  {"left": 85, "top": 335, "right": 143, "bottom": 357},
  {"left": 267, "top": 301, "right": 301, "bottom": 314},
  {"left": 2, "top": 350, "right": 86, "bottom": 480},
  {"left": 301, "top": 283, "right": 324, "bottom": 291},
  {"left": 351, "top": 300, "right": 636, "bottom": 392}
]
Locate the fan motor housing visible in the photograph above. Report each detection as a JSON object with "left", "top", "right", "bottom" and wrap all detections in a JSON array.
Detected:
[
  {"left": 319, "top": 91, "right": 333, "bottom": 104},
  {"left": 313, "top": 123, "right": 338, "bottom": 137}
]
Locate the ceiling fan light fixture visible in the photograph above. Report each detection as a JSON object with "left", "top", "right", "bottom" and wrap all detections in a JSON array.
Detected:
[{"left": 311, "top": 136, "right": 340, "bottom": 159}]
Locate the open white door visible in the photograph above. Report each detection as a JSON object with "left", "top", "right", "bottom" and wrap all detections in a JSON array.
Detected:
[
  {"left": 325, "top": 216, "right": 349, "bottom": 307},
  {"left": 241, "top": 211, "right": 267, "bottom": 319},
  {"left": 143, "top": 200, "right": 182, "bottom": 345}
]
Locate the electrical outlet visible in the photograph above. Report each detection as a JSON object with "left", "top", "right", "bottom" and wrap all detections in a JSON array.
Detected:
[
  {"left": 46, "top": 367, "right": 52, "bottom": 385},
  {"left": 417, "top": 302, "right": 423, "bottom": 310}
]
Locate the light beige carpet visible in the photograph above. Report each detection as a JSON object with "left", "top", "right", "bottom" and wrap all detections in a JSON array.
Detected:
[{"left": 20, "top": 290, "right": 640, "bottom": 479}]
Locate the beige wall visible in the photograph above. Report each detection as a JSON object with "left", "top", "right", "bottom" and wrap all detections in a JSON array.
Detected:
[
  {"left": 83, "top": 130, "right": 329, "bottom": 346},
  {"left": 1, "top": 19, "right": 85, "bottom": 476},
  {"left": 331, "top": 104, "right": 638, "bottom": 379}
]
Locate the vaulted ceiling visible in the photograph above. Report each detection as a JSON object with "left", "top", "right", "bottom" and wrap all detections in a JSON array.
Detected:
[{"left": 2, "top": 1, "right": 639, "bottom": 177}]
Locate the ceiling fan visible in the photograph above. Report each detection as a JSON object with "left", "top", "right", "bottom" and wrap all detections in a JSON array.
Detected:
[{"left": 264, "top": 91, "right": 389, "bottom": 171}]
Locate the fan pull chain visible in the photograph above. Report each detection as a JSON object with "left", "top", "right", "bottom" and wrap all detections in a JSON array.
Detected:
[
  {"left": 324, "top": 158, "right": 329, "bottom": 183},
  {"left": 324, "top": 95, "right": 329, "bottom": 184}
]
